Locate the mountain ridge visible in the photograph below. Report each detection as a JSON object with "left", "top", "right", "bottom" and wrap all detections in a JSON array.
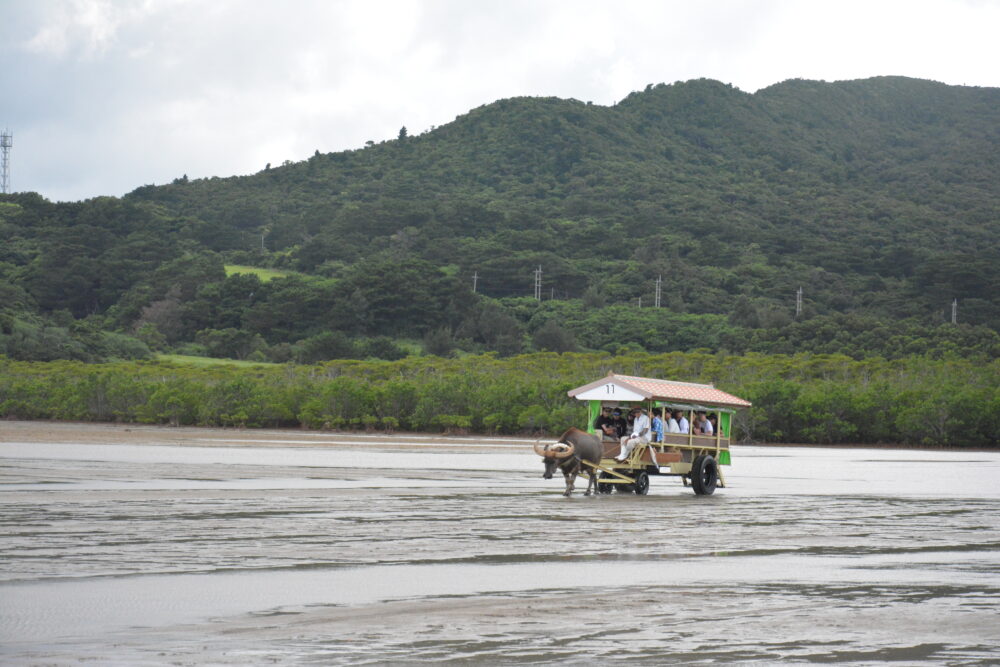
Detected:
[{"left": 2, "top": 76, "right": 998, "bottom": 363}]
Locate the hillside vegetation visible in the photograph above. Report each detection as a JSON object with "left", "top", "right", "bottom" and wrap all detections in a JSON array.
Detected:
[{"left": 1, "top": 76, "right": 999, "bottom": 364}]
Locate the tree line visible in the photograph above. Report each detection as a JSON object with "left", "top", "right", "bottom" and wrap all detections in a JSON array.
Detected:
[{"left": 2, "top": 352, "right": 996, "bottom": 448}]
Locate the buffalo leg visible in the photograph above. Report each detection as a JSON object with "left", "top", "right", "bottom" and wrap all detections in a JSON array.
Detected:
[{"left": 563, "top": 470, "right": 576, "bottom": 496}]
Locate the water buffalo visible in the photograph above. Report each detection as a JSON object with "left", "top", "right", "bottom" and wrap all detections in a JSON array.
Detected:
[{"left": 533, "top": 427, "right": 603, "bottom": 496}]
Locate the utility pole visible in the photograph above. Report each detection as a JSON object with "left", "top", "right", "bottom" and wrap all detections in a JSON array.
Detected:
[
  {"left": 654, "top": 275, "right": 662, "bottom": 308},
  {"left": 533, "top": 265, "right": 542, "bottom": 301},
  {"left": 472, "top": 271, "right": 478, "bottom": 293},
  {"left": 550, "top": 287, "right": 554, "bottom": 300},
  {"left": 951, "top": 299, "right": 957, "bottom": 324},
  {"left": 0, "top": 129, "right": 11, "bottom": 194},
  {"left": 795, "top": 286, "right": 803, "bottom": 317}
]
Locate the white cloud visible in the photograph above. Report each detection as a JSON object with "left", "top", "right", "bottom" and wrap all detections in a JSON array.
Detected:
[
  {"left": 2, "top": 0, "right": 999, "bottom": 201},
  {"left": 23, "top": 0, "right": 157, "bottom": 58}
]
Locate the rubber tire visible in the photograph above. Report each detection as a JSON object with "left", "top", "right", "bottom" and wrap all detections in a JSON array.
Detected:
[
  {"left": 633, "top": 471, "right": 649, "bottom": 495},
  {"left": 691, "top": 455, "right": 718, "bottom": 496},
  {"left": 597, "top": 472, "right": 614, "bottom": 495}
]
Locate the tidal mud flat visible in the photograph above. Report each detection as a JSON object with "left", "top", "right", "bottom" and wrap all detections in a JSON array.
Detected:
[{"left": 2, "top": 421, "right": 1000, "bottom": 665}]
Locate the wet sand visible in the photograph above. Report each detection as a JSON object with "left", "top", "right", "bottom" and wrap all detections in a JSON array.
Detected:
[{"left": 2, "top": 420, "right": 999, "bottom": 664}]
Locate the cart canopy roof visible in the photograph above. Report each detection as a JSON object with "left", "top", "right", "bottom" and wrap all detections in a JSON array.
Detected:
[{"left": 567, "top": 373, "right": 751, "bottom": 409}]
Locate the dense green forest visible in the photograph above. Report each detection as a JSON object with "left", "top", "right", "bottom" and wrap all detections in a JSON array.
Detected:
[
  {"left": 1, "top": 76, "right": 999, "bottom": 366},
  {"left": 2, "top": 352, "right": 997, "bottom": 447}
]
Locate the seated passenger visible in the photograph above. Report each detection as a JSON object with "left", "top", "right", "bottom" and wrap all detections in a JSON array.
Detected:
[
  {"left": 616, "top": 407, "right": 651, "bottom": 462},
  {"left": 667, "top": 411, "right": 680, "bottom": 434},
  {"left": 593, "top": 406, "right": 618, "bottom": 442},
  {"left": 708, "top": 413, "right": 719, "bottom": 437},
  {"left": 693, "top": 411, "right": 713, "bottom": 436},
  {"left": 675, "top": 410, "right": 690, "bottom": 434},
  {"left": 650, "top": 410, "right": 664, "bottom": 443},
  {"left": 611, "top": 409, "right": 627, "bottom": 438}
]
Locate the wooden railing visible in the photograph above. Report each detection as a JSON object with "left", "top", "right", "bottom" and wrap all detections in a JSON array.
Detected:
[{"left": 658, "top": 434, "right": 729, "bottom": 450}]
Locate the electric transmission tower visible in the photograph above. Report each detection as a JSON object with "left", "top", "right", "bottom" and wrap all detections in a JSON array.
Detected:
[
  {"left": 533, "top": 266, "right": 542, "bottom": 300},
  {"left": 0, "top": 129, "right": 11, "bottom": 194}
]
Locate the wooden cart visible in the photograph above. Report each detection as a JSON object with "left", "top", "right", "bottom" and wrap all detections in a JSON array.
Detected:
[{"left": 567, "top": 373, "right": 751, "bottom": 495}]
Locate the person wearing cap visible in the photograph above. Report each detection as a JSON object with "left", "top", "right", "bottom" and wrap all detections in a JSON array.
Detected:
[
  {"left": 610, "top": 408, "right": 627, "bottom": 439},
  {"left": 593, "top": 406, "right": 618, "bottom": 441},
  {"left": 617, "top": 407, "right": 651, "bottom": 462}
]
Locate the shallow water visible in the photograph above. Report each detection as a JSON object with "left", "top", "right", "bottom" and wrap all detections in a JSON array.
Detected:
[{"left": 2, "top": 426, "right": 999, "bottom": 664}]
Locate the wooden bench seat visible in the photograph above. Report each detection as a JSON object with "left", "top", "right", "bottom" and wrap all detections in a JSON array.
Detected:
[{"left": 600, "top": 442, "right": 683, "bottom": 464}]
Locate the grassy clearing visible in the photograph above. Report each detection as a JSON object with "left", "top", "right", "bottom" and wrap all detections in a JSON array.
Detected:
[
  {"left": 224, "top": 265, "right": 294, "bottom": 282},
  {"left": 156, "top": 354, "right": 276, "bottom": 367}
]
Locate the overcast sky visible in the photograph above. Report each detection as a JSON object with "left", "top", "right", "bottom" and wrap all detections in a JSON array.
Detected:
[{"left": 2, "top": 0, "right": 998, "bottom": 202}]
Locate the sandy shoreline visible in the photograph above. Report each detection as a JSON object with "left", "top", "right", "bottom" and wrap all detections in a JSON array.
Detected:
[
  {"left": 0, "top": 419, "right": 535, "bottom": 449},
  {"left": 1, "top": 418, "right": 991, "bottom": 451}
]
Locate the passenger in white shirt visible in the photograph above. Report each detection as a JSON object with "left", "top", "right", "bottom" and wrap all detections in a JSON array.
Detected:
[
  {"left": 676, "top": 410, "right": 690, "bottom": 434},
  {"left": 617, "top": 407, "right": 651, "bottom": 462},
  {"left": 694, "top": 411, "right": 713, "bottom": 436},
  {"left": 667, "top": 414, "right": 680, "bottom": 433}
]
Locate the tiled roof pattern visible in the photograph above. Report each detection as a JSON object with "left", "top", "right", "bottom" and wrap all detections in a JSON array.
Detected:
[{"left": 611, "top": 374, "right": 752, "bottom": 408}]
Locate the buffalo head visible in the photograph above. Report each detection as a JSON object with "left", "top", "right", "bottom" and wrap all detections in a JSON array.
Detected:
[{"left": 534, "top": 441, "right": 575, "bottom": 478}]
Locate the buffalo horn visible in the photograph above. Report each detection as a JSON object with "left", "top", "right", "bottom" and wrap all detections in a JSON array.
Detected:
[
  {"left": 550, "top": 442, "right": 575, "bottom": 459},
  {"left": 533, "top": 441, "right": 549, "bottom": 457}
]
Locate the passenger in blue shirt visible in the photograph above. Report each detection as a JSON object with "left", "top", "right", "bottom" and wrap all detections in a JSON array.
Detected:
[{"left": 650, "top": 410, "right": 664, "bottom": 443}]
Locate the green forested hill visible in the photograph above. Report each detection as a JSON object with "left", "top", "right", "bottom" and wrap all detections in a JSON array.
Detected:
[{"left": 1, "top": 76, "right": 999, "bottom": 363}]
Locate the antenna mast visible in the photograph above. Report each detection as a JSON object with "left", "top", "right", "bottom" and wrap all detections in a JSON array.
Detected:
[{"left": 0, "top": 129, "right": 11, "bottom": 194}]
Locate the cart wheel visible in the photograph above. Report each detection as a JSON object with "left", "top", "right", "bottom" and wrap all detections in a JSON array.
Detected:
[
  {"left": 597, "top": 472, "right": 614, "bottom": 494},
  {"left": 691, "top": 455, "right": 718, "bottom": 496},
  {"left": 633, "top": 471, "right": 649, "bottom": 495}
]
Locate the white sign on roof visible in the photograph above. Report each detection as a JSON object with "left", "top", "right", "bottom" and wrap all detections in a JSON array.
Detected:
[{"left": 573, "top": 382, "right": 646, "bottom": 402}]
